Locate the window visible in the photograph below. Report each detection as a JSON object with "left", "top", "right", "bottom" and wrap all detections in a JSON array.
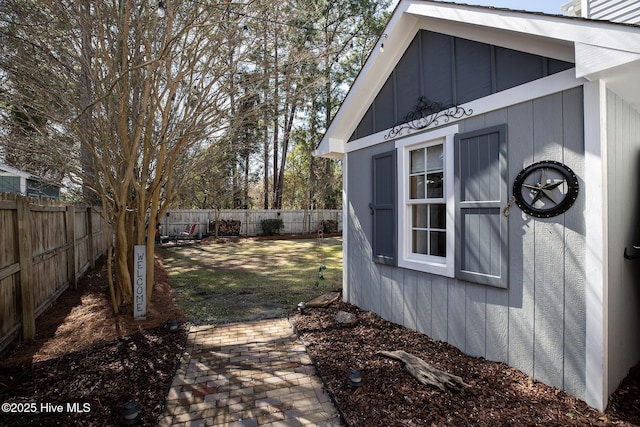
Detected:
[
  {"left": 409, "top": 145, "right": 446, "bottom": 257},
  {"left": 382, "top": 123, "right": 507, "bottom": 287},
  {"left": 396, "top": 125, "right": 456, "bottom": 277}
]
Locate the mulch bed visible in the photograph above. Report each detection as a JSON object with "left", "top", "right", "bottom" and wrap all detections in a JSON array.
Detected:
[
  {"left": 0, "top": 257, "right": 186, "bottom": 426},
  {"left": 0, "top": 250, "right": 638, "bottom": 426},
  {"left": 291, "top": 301, "right": 640, "bottom": 427}
]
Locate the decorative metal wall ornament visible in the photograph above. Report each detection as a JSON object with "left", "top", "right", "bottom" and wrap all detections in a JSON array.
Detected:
[
  {"left": 384, "top": 97, "right": 473, "bottom": 140},
  {"left": 512, "top": 160, "right": 579, "bottom": 218}
]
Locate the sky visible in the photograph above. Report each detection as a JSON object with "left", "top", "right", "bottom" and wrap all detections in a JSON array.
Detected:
[{"left": 390, "top": 0, "right": 571, "bottom": 15}]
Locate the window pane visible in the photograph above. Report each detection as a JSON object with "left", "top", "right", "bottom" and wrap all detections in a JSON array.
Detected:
[
  {"left": 429, "top": 204, "right": 446, "bottom": 229},
  {"left": 427, "top": 145, "right": 443, "bottom": 172},
  {"left": 426, "top": 172, "right": 443, "bottom": 198},
  {"left": 410, "top": 148, "right": 425, "bottom": 174},
  {"left": 412, "top": 230, "right": 428, "bottom": 254},
  {"left": 430, "top": 231, "right": 446, "bottom": 257},
  {"left": 410, "top": 175, "right": 425, "bottom": 199},
  {"left": 412, "top": 204, "right": 428, "bottom": 228}
]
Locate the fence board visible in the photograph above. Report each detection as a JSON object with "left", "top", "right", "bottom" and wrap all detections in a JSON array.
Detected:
[
  {"left": 0, "top": 194, "right": 108, "bottom": 353},
  {"left": 160, "top": 209, "right": 342, "bottom": 238},
  {"left": 17, "top": 197, "right": 34, "bottom": 340},
  {"left": 0, "top": 199, "right": 18, "bottom": 340}
]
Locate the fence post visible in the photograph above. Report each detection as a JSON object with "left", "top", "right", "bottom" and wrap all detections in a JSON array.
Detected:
[
  {"left": 66, "top": 204, "right": 77, "bottom": 289},
  {"left": 87, "top": 206, "right": 95, "bottom": 270},
  {"left": 16, "top": 197, "right": 35, "bottom": 340}
]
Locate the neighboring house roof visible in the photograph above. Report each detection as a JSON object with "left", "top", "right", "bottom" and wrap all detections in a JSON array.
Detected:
[
  {"left": 316, "top": 0, "right": 640, "bottom": 158},
  {"left": 0, "top": 161, "right": 35, "bottom": 180},
  {"left": 0, "top": 161, "right": 60, "bottom": 187}
]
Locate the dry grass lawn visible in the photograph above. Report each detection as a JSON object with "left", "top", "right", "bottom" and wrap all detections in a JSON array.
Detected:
[{"left": 159, "top": 237, "right": 342, "bottom": 324}]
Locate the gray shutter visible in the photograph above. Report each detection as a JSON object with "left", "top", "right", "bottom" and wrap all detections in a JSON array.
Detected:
[
  {"left": 454, "top": 125, "right": 508, "bottom": 287},
  {"left": 372, "top": 150, "right": 397, "bottom": 265}
]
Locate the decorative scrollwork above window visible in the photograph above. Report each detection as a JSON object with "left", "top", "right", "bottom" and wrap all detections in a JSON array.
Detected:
[{"left": 385, "top": 97, "right": 473, "bottom": 140}]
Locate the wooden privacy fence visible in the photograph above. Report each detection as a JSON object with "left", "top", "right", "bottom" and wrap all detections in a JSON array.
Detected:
[
  {"left": 0, "top": 194, "right": 108, "bottom": 353},
  {"left": 159, "top": 209, "right": 342, "bottom": 238}
]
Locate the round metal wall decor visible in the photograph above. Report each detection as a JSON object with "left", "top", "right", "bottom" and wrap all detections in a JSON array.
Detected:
[{"left": 512, "top": 160, "right": 579, "bottom": 218}]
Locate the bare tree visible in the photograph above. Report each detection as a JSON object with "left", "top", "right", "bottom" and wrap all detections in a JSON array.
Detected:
[
  {"left": 247, "top": 0, "right": 390, "bottom": 210},
  {"left": 165, "top": 0, "right": 390, "bottom": 211},
  {"left": 0, "top": 0, "right": 249, "bottom": 314}
]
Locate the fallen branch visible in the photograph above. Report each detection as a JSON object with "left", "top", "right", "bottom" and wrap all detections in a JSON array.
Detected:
[{"left": 378, "top": 350, "right": 469, "bottom": 392}]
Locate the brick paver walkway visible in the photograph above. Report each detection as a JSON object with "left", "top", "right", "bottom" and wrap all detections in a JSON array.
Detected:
[{"left": 158, "top": 318, "right": 344, "bottom": 426}]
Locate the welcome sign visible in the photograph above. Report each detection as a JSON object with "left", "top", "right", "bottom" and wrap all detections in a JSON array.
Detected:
[{"left": 133, "top": 245, "right": 147, "bottom": 320}]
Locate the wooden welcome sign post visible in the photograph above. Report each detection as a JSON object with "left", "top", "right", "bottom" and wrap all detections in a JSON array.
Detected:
[{"left": 133, "top": 246, "right": 147, "bottom": 320}]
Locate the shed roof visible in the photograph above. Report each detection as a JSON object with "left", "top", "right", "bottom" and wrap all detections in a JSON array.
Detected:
[{"left": 316, "top": 0, "right": 640, "bottom": 158}]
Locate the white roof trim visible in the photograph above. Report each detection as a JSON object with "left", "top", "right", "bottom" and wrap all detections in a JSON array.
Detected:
[
  {"left": 0, "top": 162, "right": 32, "bottom": 179},
  {"left": 405, "top": 2, "right": 640, "bottom": 53},
  {"left": 576, "top": 42, "right": 640, "bottom": 78},
  {"left": 316, "top": 0, "right": 640, "bottom": 159}
]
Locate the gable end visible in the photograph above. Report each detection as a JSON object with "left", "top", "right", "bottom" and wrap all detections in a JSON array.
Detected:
[{"left": 350, "top": 30, "right": 574, "bottom": 141}]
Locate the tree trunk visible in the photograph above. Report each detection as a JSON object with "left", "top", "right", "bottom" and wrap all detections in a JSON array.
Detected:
[
  {"left": 114, "top": 207, "right": 133, "bottom": 310},
  {"left": 275, "top": 102, "right": 296, "bottom": 209},
  {"left": 271, "top": 26, "right": 280, "bottom": 209}
]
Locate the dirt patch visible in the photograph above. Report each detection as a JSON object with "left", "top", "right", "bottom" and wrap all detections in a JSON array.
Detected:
[{"left": 291, "top": 300, "right": 640, "bottom": 427}]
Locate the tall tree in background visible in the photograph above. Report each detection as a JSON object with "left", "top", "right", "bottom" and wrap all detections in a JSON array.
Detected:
[
  {"left": 228, "top": 0, "right": 390, "bottom": 210},
  {"left": 0, "top": 0, "right": 249, "bottom": 315},
  {"left": 164, "top": 0, "right": 390, "bottom": 211},
  {"left": 306, "top": 0, "right": 390, "bottom": 210}
]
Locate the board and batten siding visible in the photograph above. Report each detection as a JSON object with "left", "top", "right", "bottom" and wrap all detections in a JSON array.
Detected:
[
  {"left": 605, "top": 89, "right": 640, "bottom": 395},
  {"left": 346, "top": 87, "right": 587, "bottom": 400},
  {"left": 349, "top": 30, "right": 573, "bottom": 142}
]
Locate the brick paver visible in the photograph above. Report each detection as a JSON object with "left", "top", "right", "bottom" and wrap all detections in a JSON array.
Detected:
[{"left": 158, "top": 318, "right": 344, "bottom": 426}]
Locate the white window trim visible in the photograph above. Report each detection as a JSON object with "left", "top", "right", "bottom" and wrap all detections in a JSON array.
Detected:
[{"left": 395, "top": 124, "right": 457, "bottom": 277}]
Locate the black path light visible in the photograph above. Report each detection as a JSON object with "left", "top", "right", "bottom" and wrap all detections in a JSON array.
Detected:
[
  {"left": 167, "top": 320, "right": 180, "bottom": 332},
  {"left": 348, "top": 369, "right": 364, "bottom": 387},
  {"left": 121, "top": 401, "right": 141, "bottom": 425}
]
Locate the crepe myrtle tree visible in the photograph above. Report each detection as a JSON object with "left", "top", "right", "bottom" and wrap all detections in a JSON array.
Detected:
[{"left": 0, "top": 0, "right": 253, "bottom": 314}]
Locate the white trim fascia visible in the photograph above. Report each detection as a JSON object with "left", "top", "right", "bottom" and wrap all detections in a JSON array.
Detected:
[
  {"left": 575, "top": 42, "right": 640, "bottom": 79},
  {"left": 346, "top": 69, "right": 583, "bottom": 154},
  {"left": 342, "top": 153, "right": 349, "bottom": 303},
  {"left": 405, "top": 1, "right": 640, "bottom": 54},
  {"left": 313, "top": 138, "right": 346, "bottom": 159},
  {"left": 0, "top": 162, "right": 32, "bottom": 179},
  {"left": 395, "top": 125, "right": 457, "bottom": 277},
  {"left": 584, "top": 79, "right": 608, "bottom": 412}
]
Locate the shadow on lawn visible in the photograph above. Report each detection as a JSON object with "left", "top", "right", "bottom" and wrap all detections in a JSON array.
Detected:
[{"left": 158, "top": 237, "right": 342, "bottom": 325}]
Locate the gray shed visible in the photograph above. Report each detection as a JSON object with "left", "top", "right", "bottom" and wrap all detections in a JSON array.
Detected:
[{"left": 316, "top": 0, "right": 640, "bottom": 411}]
